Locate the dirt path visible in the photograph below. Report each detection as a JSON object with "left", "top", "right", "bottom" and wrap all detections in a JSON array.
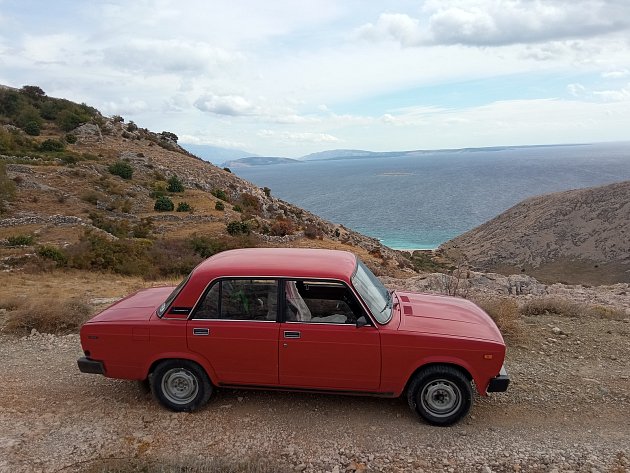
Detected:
[{"left": 1, "top": 314, "right": 629, "bottom": 473}]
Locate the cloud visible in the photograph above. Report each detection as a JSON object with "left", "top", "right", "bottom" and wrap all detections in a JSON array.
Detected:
[
  {"left": 593, "top": 84, "right": 630, "bottom": 101},
  {"left": 602, "top": 69, "right": 630, "bottom": 79},
  {"left": 358, "top": 1, "right": 630, "bottom": 47},
  {"left": 257, "top": 130, "right": 339, "bottom": 143},
  {"left": 179, "top": 135, "right": 247, "bottom": 149},
  {"left": 567, "top": 83, "right": 587, "bottom": 98},
  {"left": 101, "top": 98, "right": 148, "bottom": 115},
  {"left": 103, "top": 39, "right": 238, "bottom": 75},
  {"left": 194, "top": 94, "right": 254, "bottom": 116}
]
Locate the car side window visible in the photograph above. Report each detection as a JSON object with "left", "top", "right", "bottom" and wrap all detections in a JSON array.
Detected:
[
  {"left": 284, "top": 280, "right": 367, "bottom": 325},
  {"left": 194, "top": 279, "right": 278, "bottom": 321}
]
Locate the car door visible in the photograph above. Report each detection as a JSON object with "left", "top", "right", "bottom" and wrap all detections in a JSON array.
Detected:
[
  {"left": 278, "top": 280, "right": 381, "bottom": 391},
  {"left": 187, "top": 278, "right": 280, "bottom": 386}
]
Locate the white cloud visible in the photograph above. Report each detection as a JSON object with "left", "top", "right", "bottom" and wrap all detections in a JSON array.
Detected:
[
  {"left": 179, "top": 135, "right": 247, "bottom": 149},
  {"left": 602, "top": 69, "right": 630, "bottom": 79},
  {"left": 567, "top": 83, "right": 586, "bottom": 97},
  {"left": 258, "top": 130, "right": 339, "bottom": 143},
  {"left": 194, "top": 94, "right": 254, "bottom": 116},
  {"left": 593, "top": 84, "right": 630, "bottom": 101},
  {"left": 358, "top": 1, "right": 630, "bottom": 47},
  {"left": 101, "top": 98, "right": 148, "bottom": 115}
]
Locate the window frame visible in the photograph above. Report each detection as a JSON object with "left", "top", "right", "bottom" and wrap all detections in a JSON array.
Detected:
[
  {"left": 189, "top": 277, "right": 280, "bottom": 322},
  {"left": 280, "top": 278, "right": 373, "bottom": 326}
]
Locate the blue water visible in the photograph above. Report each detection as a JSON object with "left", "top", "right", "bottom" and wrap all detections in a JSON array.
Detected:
[{"left": 234, "top": 143, "right": 630, "bottom": 250}]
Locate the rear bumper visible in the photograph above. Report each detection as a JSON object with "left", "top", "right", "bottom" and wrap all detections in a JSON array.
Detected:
[
  {"left": 487, "top": 365, "right": 510, "bottom": 393},
  {"left": 77, "top": 357, "right": 105, "bottom": 375}
]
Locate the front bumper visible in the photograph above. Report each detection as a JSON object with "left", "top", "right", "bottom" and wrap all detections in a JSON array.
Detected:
[
  {"left": 77, "top": 357, "right": 105, "bottom": 375},
  {"left": 487, "top": 365, "right": 510, "bottom": 393}
]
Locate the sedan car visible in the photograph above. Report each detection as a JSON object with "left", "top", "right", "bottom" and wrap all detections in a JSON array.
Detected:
[{"left": 78, "top": 248, "right": 509, "bottom": 426}]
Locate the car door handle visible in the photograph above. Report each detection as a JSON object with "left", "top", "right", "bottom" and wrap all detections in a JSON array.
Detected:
[
  {"left": 192, "top": 328, "right": 210, "bottom": 336},
  {"left": 284, "top": 331, "right": 301, "bottom": 339}
]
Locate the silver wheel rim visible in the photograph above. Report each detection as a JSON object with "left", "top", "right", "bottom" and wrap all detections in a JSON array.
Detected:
[
  {"left": 420, "top": 378, "right": 462, "bottom": 418},
  {"left": 161, "top": 368, "right": 199, "bottom": 405}
]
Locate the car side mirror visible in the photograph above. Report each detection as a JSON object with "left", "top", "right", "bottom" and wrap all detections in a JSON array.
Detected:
[{"left": 356, "top": 316, "right": 369, "bottom": 328}]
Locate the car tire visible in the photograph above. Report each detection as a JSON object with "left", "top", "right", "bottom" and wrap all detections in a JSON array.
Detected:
[
  {"left": 150, "top": 359, "right": 213, "bottom": 412},
  {"left": 407, "top": 365, "right": 472, "bottom": 426}
]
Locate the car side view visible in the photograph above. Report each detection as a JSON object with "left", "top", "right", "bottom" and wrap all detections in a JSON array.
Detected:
[{"left": 78, "top": 248, "right": 509, "bottom": 426}]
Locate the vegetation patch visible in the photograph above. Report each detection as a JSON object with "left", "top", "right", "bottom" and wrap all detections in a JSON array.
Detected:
[
  {"left": 475, "top": 298, "right": 524, "bottom": 342},
  {"left": 167, "top": 175, "right": 185, "bottom": 192},
  {"left": 2, "top": 295, "right": 92, "bottom": 334},
  {"left": 176, "top": 201, "right": 192, "bottom": 212},
  {"left": 226, "top": 221, "right": 250, "bottom": 236},
  {"left": 6, "top": 234, "right": 34, "bottom": 246},
  {"left": 108, "top": 161, "right": 134, "bottom": 180},
  {"left": 154, "top": 196, "right": 174, "bottom": 211},
  {"left": 211, "top": 189, "right": 229, "bottom": 202}
]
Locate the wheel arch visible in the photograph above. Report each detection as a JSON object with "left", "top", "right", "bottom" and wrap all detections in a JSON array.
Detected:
[
  {"left": 404, "top": 361, "right": 475, "bottom": 396},
  {"left": 143, "top": 352, "right": 218, "bottom": 385}
]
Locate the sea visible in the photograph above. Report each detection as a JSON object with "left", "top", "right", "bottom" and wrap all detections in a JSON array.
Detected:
[{"left": 233, "top": 142, "right": 630, "bottom": 250}]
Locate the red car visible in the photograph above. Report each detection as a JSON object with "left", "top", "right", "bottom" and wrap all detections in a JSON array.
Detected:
[{"left": 78, "top": 248, "right": 509, "bottom": 426}]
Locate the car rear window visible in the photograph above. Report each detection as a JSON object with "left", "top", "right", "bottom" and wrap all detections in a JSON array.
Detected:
[{"left": 157, "top": 273, "right": 191, "bottom": 317}]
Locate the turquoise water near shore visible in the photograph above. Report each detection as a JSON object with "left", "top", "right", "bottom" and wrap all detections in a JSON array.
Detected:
[{"left": 234, "top": 143, "right": 630, "bottom": 249}]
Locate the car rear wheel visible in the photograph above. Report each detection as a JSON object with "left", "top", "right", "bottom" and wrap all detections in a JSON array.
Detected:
[
  {"left": 407, "top": 365, "right": 472, "bottom": 426},
  {"left": 151, "top": 360, "right": 213, "bottom": 412}
]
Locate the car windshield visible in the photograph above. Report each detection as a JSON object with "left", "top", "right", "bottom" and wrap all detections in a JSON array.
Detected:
[
  {"left": 157, "top": 273, "right": 191, "bottom": 317},
  {"left": 351, "top": 259, "right": 392, "bottom": 324}
]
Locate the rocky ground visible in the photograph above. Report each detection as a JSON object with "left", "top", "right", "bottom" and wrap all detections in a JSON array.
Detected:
[{"left": 1, "top": 308, "right": 629, "bottom": 472}]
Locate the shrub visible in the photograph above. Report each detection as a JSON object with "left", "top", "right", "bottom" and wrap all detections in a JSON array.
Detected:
[
  {"left": 475, "top": 298, "right": 523, "bottom": 342},
  {"left": 239, "top": 193, "right": 261, "bottom": 213},
  {"left": 520, "top": 298, "right": 584, "bottom": 318},
  {"left": 7, "top": 234, "right": 34, "bottom": 246},
  {"left": 65, "top": 133, "right": 77, "bottom": 144},
  {"left": 167, "top": 175, "right": 185, "bottom": 192},
  {"left": 23, "top": 121, "right": 41, "bottom": 136},
  {"left": 270, "top": 219, "right": 295, "bottom": 237},
  {"left": 4, "top": 296, "right": 91, "bottom": 334},
  {"left": 161, "top": 131, "right": 178, "bottom": 143},
  {"left": 211, "top": 189, "right": 229, "bottom": 201},
  {"left": 226, "top": 221, "right": 250, "bottom": 236},
  {"left": 304, "top": 224, "right": 321, "bottom": 239},
  {"left": 81, "top": 190, "right": 103, "bottom": 205},
  {"left": 126, "top": 121, "right": 138, "bottom": 132},
  {"left": 176, "top": 201, "right": 192, "bottom": 212},
  {"left": 39, "top": 139, "right": 65, "bottom": 152},
  {"left": 0, "top": 161, "right": 16, "bottom": 213},
  {"left": 233, "top": 204, "right": 243, "bottom": 212},
  {"left": 60, "top": 155, "right": 79, "bottom": 165},
  {"left": 56, "top": 109, "right": 84, "bottom": 131},
  {"left": 223, "top": 167, "right": 232, "bottom": 173},
  {"left": 215, "top": 201, "right": 225, "bottom": 211},
  {"left": 263, "top": 186, "right": 271, "bottom": 197},
  {"left": 108, "top": 161, "right": 133, "bottom": 179},
  {"left": 37, "top": 245, "right": 68, "bottom": 266},
  {"left": 154, "top": 196, "right": 174, "bottom": 211}
]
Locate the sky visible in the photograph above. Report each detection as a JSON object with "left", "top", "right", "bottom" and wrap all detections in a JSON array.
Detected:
[{"left": 1, "top": 0, "right": 629, "bottom": 157}]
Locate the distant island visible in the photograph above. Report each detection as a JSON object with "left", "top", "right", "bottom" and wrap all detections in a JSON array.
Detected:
[{"left": 222, "top": 156, "right": 303, "bottom": 168}]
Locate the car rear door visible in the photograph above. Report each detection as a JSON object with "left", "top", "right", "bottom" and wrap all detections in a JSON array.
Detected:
[
  {"left": 187, "top": 278, "right": 280, "bottom": 386},
  {"left": 278, "top": 280, "right": 381, "bottom": 391}
]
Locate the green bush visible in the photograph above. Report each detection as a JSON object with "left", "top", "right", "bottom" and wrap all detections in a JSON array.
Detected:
[
  {"left": 167, "top": 175, "right": 185, "bottom": 192},
  {"left": 226, "top": 221, "right": 250, "bottom": 236},
  {"left": 108, "top": 161, "right": 133, "bottom": 179},
  {"left": 65, "top": 133, "right": 77, "bottom": 144},
  {"left": 56, "top": 109, "right": 84, "bottom": 131},
  {"left": 23, "top": 121, "right": 41, "bottom": 136},
  {"left": 154, "top": 196, "right": 174, "bottom": 211},
  {"left": 263, "top": 186, "right": 271, "bottom": 197},
  {"left": 223, "top": 167, "right": 232, "bottom": 173},
  {"left": 7, "top": 234, "right": 34, "bottom": 246},
  {"left": 176, "top": 201, "right": 192, "bottom": 212},
  {"left": 39, "top": 139, "right": 65, "bottom": 152},
  {"left": 270, "top": 219, "right": 294, "bottom": 237},
  {"left": 215, "top": 201, "right": 225, "bottom": 211},
  {"left": 233, "top": 204, "right": 243, "bottom": 213},
  {"left": 211, "top": 189, "right": 229, "bottom": 201},
  {"left": 126, "top": 121, "right": 138, "bottom": 132},
  {"left": 37, "top": 245, "right": 68, "bottom": 266}
]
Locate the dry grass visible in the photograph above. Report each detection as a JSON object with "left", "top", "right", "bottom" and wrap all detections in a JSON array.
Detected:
[
  {"left": 520, "top": 297, "right": 626, "bottom": 320},
  {"left": 2, "top": 295, "right": 92, "bottom": 334},
  {"left": 474, "top": 298, "right": 524, "bottom": 343},
  {"left": 79, "top": 456, "right": 288, "bottom": 473}
]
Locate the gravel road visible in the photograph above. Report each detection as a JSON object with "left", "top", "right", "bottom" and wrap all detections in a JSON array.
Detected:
[{"left": 1, "top": 314, "right": 629, "bottom": 473}]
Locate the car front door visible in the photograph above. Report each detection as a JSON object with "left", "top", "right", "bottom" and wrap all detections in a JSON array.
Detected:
[
  {"left": 187, "top": 278, "right": 279, "bottom": 386},
  {"left": 278, "top": 280, "right": 381, "bottom": 391}
]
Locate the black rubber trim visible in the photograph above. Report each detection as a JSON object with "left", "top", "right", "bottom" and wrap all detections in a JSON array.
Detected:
[
  {"left": 77, "top": 357, "right": 105, "bottom": 375},
  {"left": 217, "top": 382, "right": 395, "bottom": 397},
  {"left": 487, "top": 366, "right": 510, "bottom": 392},
  {"left": 169, "top": 306, "right": 192, "bottom": 315}
]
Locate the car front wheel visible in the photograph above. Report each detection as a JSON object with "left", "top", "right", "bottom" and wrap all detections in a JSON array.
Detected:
[
  {"left": 150, "top": 359, "right": 213, "bottom": 412},
  {"left": 407, "top": 365, "right": 472, "bottom": 426}
]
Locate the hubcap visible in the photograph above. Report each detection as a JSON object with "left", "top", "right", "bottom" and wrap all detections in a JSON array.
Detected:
[
  {"left": 420, "top": 379, "right": 462, "bottom": 417},
  {"left": 161, "top": 368, "right": 199, "bottom": 405}
]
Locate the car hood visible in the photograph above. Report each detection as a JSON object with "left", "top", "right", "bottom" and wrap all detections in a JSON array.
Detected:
[
  {"left": 85, "top": 286, "right": 174, "bottom": 323},
  {"left": 395, "top": 291, "right": 504, "bottom": 343}
]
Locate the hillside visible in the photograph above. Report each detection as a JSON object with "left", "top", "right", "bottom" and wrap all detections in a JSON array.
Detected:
[
  {"left": 0, "top": 85, "right": 407, "bottom": 278},
  {"left": 440, "top": 181, "right": 630, "bottom": 284}
]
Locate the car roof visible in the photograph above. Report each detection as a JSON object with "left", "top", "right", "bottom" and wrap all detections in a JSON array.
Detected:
[{"left": 193, "top": 248, "right": 358, "bottom": 282}]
